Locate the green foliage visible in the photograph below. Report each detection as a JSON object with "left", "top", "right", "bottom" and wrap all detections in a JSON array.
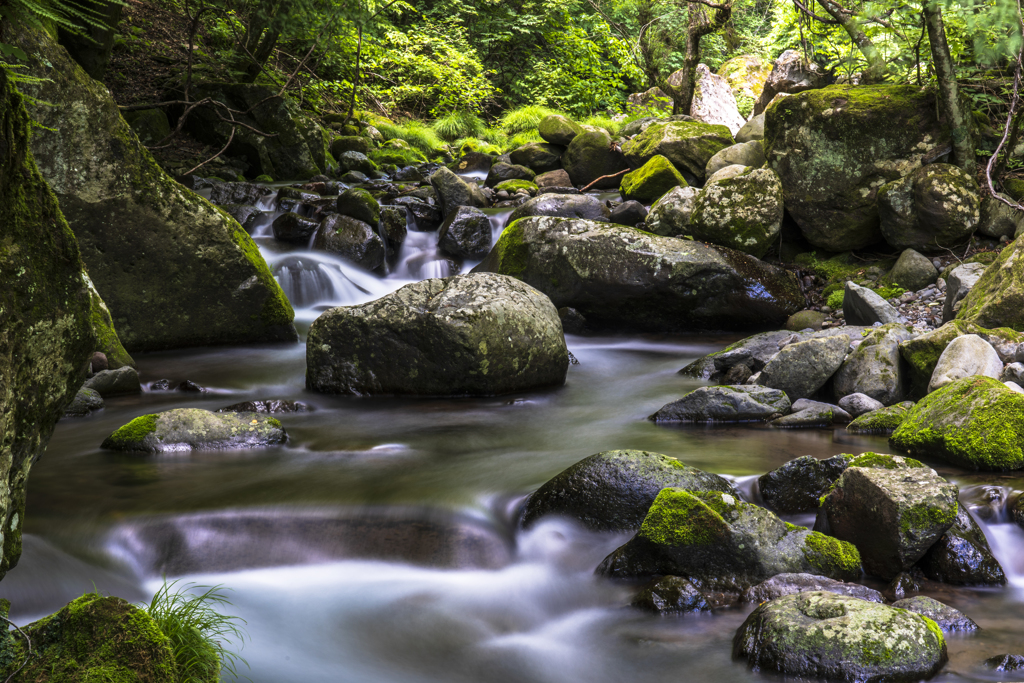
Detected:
[
  {"left": 499, "top": 104, "right": 560, "bottom": 134},
  {"left": 507, "top": 130, "right": 544, "bottom": 148},
  {"left": 433, "top": 111, "right": 487, "bottom": 141},
  {"left": 455, "top": 136, "right": 501, "bottom": 156},
  {"left": 875, "top": 284, "right": 906, "bottom": 300},
  {"left": 581, "top": 114, "right": 624, "bottom": 135},
  {"left": 827, "top": 289, "right": 845, "bottom": 310},
  {"left": 376, "top": 120, "right": 444, "bottom": 156}
]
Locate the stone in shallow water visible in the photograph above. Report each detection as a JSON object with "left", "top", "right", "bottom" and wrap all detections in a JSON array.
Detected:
[
  {"left": 742, "top": 572, "right": 883, "bottom": 604},
  {"left": 918, "top": 505, "right": 1006, "bottom": 586},
  {"left": 216, "top": 400, "right": 311, "bottom": 414},
  {"left": 758, "top": 334, "right": 849, "bottom": 401},
  {"left": 650, "top": 385, "right": 790, "bottom": 423},
  {"left": 101, "top": 408, "right": 287, "bottom": 452},
  {"left": 758, "top": 454, "right": 853, "bottom": 514},
  {"left": 83, "top": 366, "right": 141, "bottom": 397},
  {"left": 892, "top": 596, "right": 978, "bottom": 632},
  {"left": 846, "top": 404, "right": 910, "bottom": 434},
  {"left": 631, "top": 576, "right": 710, "bottom": 614},
  {"left": 63, "top": 387, "right": 104, "bottom": 418},
  {"left": 986, "top": 654, "right": 1024, "bottom": 671}
]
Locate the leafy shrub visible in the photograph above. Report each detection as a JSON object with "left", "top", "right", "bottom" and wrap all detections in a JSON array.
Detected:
[{"left": 827, "top": 290, "right": 844, "bottom": 310}]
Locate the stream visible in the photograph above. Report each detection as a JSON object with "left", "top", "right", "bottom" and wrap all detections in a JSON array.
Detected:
[{"left": 6, "top": 191, "right": 1024, "bottom": 683}]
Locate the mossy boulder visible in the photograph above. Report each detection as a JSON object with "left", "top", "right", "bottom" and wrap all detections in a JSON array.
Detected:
[
  {"left": 846, "top": 404, "right": 910, "bottom": 434},
  {"left": 337, "top": 187, "right": 381, "bottom": 225},
  {"left": 101, "top": 408, "right": 287, "bottom": 452},
  {"left": 0, "top": 66, "right": 96, "bottom": 580},
  {"left": 597, "top": 489, "right": 861, "bottom": 590},
  {"left": 878, "top": 164, "right": 980, "bottom": 251},
  {"left": 473, "top": 217, "right": 804, "bottom": 332},
  {"left": 733, "top": 592, "right": 948, "bottom": 682},
  {"left": 538, "top": 114, "right": 583, "bottom": 146},
  {"left": 123, "top": 108, "right": 170, "bottom": 146},
  {"left": 619, "top": 155, "right": 686, "bottom": 205},
  {"left": 305, "top": 273, "right": 569, "bottom": 396},
  {"left": 13, "top": 26, "right": 297, "bottom": 352},
  {"left": 0, "top": 594, "right": 179, "bottom": 683},
  {"left": 494, "top": 179, "right": 537, "bottom": 194},
  {"left": 833, "top": 323, "right": 913, "bottom": 405},
  {"left": 509, "top": 142, "right": 564, "bottom": 175},
  {"left": 918, "top": 504, "right": 1006, "bottom": 585},
  {"left": 521, "top": 450, "right": 736, "bottom": 531},
  {"left": 63, "top": 387, "right": 104, "bottom": 418},
  {"left": 818, "top": 458, "right": 959, "bottom": 579},
  {"left": 764, "top": 85, "right": 949, "bottom": 251},
  {"left": 759, "top": 455, "right": 854, "bottom": 514},
  {"left": 429, "top": 167, "right": 487, "bottom": 215},
  {"left": 898, "top": 320, "right": 1022, "bottom": 396},
  {"left": 689, "top": 167, "right": 783, "bottom": 258},
  {"left": 890, "top": 375, "right": 1024, "bottom": 470},
  {"left": 330, "top": 135, "right": 372, "bottom": 157},
  {"left": 621, "top": 120, "right": 734, "bottom": 182},
  {"left": 485, "top": 162, "right": 535, "bottom": 188},
  {"left": 717, "top": 55, "right": 771, "bottom": 108},
  {"left": 955, "top": 235, "right": 1024, "bottom": 330},
  {"left": 337, "top": 150, "right": 378, "bottom": 176},
  {"left": 562, "top": 130, "right": 627, "bottom": 188},
  {"left": 83, "top": 271, "right": 134, "bottom": 369}
]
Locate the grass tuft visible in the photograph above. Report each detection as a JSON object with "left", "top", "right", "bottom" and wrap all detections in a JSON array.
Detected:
[
  {"left": 376, "top": 120, "right": 444, "bottom": 157},
  {"left": 433, "top": 111, "right": 487, "bottom": 142},
  {"left": 499, "top": 105, "right": 560, "bottom": 134}
]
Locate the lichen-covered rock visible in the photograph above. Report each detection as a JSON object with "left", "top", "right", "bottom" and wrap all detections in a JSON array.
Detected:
[
  {"left": 843, "top": 281, "right": 901, "bottom": 325},
  {"left": 509, "top": 142, "right": 564, "bottom": 175},
  {"left": 13, "top": 26, "right": 296, "bottom": 352},
  {"left": 619, "top": 155, "right": 686, "bottom": 205},
  {"left": 507, "top": 193, "right": 608, "bottom": 224},
  {"left": 622, "top": 121, "right": 734, "bottom": 182},
  {"left": 717, "top": 55, "right": 771, "bottom": 110},
  {"left": 833, "top": 323, "right": 913, "bottom": 405},
  {"left": 892, "top": 376, "right": 1024, "bottom": 470},
  {"left": 888, "top": 249, "right": 938, "bottom": 292},
  {"left": 753, "top": 49, "right": 828, "bottom": 116},
  {"left": 313, "top": 214, "right": 385, "bottom": 270},
  {"left": 306, "top": 272, "right": 568, "bottom": 395},
  {"left": 898, "top": 320, "right": 1022, "bottom": 395},
  {"left": 686, "top": 64, "right": 746, "bottom": 135},
  {"left": 643, "top": 185, "right": 699, "bottom": 236},
  {"left": 101, "top": 408, "right": 287, "bottom": 452},
  {"left": 818, "top": 457, "right": 959, "bottom": 579},
  {"left": 538, "top": 115, "right": 583, "bottom": 146},
  {"left": 846, "top": 404, "right": 911, "bottom": 434},
  {"left": 631, "top": 576, "right": 711, "bottom": 614},
  {"left": 429, "top": 167, "right": 487, "bottom": 215},
  {"left": 758, "top": 455, "right": 854, "bottom": 514},
  {"left": 562, "top": 130, "right": 627, "bottom": 188},
  {"left": 878, "top": 164, "right": 980, "bottom": 250},
  {"left": 918, "top": 505, "right": 1005, "bottom": 585},
  {"left": 474, "top": 217, "right": 804, "bottom": 332},
  {"left": 705, "top": 140, "right": 764, "bottom": 177},
  {"left": 521, "top": 450, "right": 735, "bottom": 531},
  {"left": 891, "top": 596, "right": 978, "bottom": 632},
  {"left": 954, "top": 235, "right": 1024, "bottom": 330},
  {"left": 597, "top": 489, "right": 861, "bottom": 590},
  {"left": 742, "top": 572, "right": 883, "bottom": 603},
  {"left": 650, "top": 385, "right": 791, "bottom": 423},
  {"left": 764, "top": 85, "right": 949, "bottom": 251},
  {"left": 733, "top": 591, "right": 948, "bottom": 682},
  {"left": 758, "top": 334, "right": 849, "bottom": 401},
  {"left": 689, "top": 167, "right": 783, "bottom": 258}
]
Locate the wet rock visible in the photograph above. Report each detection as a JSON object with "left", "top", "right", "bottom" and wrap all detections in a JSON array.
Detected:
[
  {"left": 150, "top": 379, "right": 173, "bottom": 391},
  {"left": 534, "top": 169, "right": 572, "bottom": 188},
  {"left": 643, "top": 186, "right": 699, "bottom": 237},
  {"left": 336, "top": 187, "right": 381, "bottom": 225},
  {"left": 538, "top": 115, "right": 583, "bottom": 146},
  {"left": 742, "top": 572, "right": 883, "bottom": 603},
  {"left": 598, "top": 489, "right": 861, "bottom": 590},
  {"left": 339, "top": 170, "right": 368, "bottom": 185},
  {"left": 918, "top": 504, "right": 1006, "bottom": 585},
  {"left": 429, "top": 167, "right": 487, "bottom": 215},
  {"left": 175, "top": 380, "right": 205, "bottom": 392},
  {"left": 313, "top": 214, "right": 386, "bottom": 270},
  {"left": 306, "top": 272, "right": 568, "bottom": 396},
  {"left": 101, "top": 408, "right": 287, "bottom": 452},
  {"left": 884, "top": 571, "right": 921, "bottom": 601},
  {"left": 608, "top": 200, "right": 648, "bottom": 227},
  {"left": 621, "top": 120, "right": 734, "bottom": 183},
  {"left": 733, "top": 592, "right": 948, "bottom": 682},
  {"left": 631, "top": 576, "right": 711, "bottom": 614},
  {"left": 210, "top": 181, "right": 274, "bottom": 206},
  {"left": 927, "top": 334, "right": 1002, "bottom": 393},
  {"left": 449, "top": 152, "right": 493, "bottom": 176},
  {"left": 380, "top": 205, "right": 408, "bottom": 253},
  {"left": 437, "top": 206, "right": 492, "bottom": 260},
  {"left": 620, "top": 155, "right": 686, "bottom": 205},
  {"left": 337, "top": 150, "right": 378, "bottom": 176},
  {"left": 522, "top": 449, "right": 735, "bottom": 532},
  {"left": 758, "top": 334, "right": 849, "bottom": 401},
  {"left": 394, "top": 197, "right": 444, "bottom": 232},
  {"left": 474, "top": 217, "right": 804, "bottom": 332},
  {"left": 689, "top": 167, "right": 783, "bottom": 258},
  {"left": 679, "top": 329, "right": 803, "bottom": 380},
  {"left": 888, "top": 249, "right": 938, "bottom": 292},
  {"left": 507, "top": 193, "right": 608, "bottom": 224},
  {"left": 704, "top": 140, "right": 764, "bottom": 177},
  {"left": 786, "top": 310, "right": 826, "bottom": 331},
  {"left": 753, "top": 49, "right": 828, "bottom": 116},
  {"left": 818, "top": 455, "right": 959, "bottom": 579},
  {"left": 272, "top": 212, "right": 320, "bottom": 242},
  {"left": 986, "top": 654, "right": 1024, "bottom": 671},
  {"left": 942, "top": 262, "right": 987, "bottom": 323},
  {"left": 216, "top": 399, "right": 311, "bottom": 413},
  {"left": 771, "top": 406, "right": 834, "bottom": 428},
  {"left": 485, "top": 162, "right": 535, "bottom": 188},
  {"left": 878, "top": 164, "right": 980, "bottom": 251},
  {"left": 222, "top": 204, "right": 265, "bottom": 233},
  {"left": 63, "top": 387, "right": 104, "bottom": 418},
  {"left": 563, "top": 130, "right": 627, "bottom": 188},
  {"left": 650, "top": 386, "right": 790, "bottom": 422},
  {"left": 558, "top": 306, "right": 587, "bottom": 334},
  {"left": 758, "top": 454, "right": 854, "bottom": 514},
  {"left": 509, "top": 142, "right": 564, "bottom": 175},
  {"left": 892, "top": 596, "right": 978, "bottom": 632},
  {"left": 846, "top": 404, "right": 911, "bottom": 434},
  {"left": 843, "top": 281, "right": 901, "bottom": 326},
  {"left": 839, "top": 392, "right": 884, "bottom": 417},
  {"left": 833, "top": 323, "right": 913, "bottom": 405},
  {"left": 393, "top": 166, "right": 424, "bottom": 183},
  {"left": 83, "top": 366, "right": 141, "bottom": 397}
]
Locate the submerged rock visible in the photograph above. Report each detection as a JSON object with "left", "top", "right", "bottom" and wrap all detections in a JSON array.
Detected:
[
  {"left": 650, "top": 386, "right": 790, "bottom": 422},
  {"left": 631, "top": 576, "right": 711, "bottom": 614},
  {"left": 742, "top": 572, "right": 883, "bottom": 603},
  {"left": 918, "top": 504, "right": 1006, "bottom": 585},
  {"left": 758, "top": 455, "right": 854, "bottom": 514},
  {"left": 891, "top": 596, "right": 978, "bottom": 632},
  {"left": 101, "top": 408, "right": 287, "bottom": 452}
]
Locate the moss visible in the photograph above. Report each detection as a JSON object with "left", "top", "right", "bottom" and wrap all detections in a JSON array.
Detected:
[
  {"left": 103, "top": 414, "right": 158, "bottom": 449},
  {"left": 846, "top": 405, "right": 910, "bottom": 434},
  {"left": 228, "top": 222, "right": 295, "bottom": 329},
  {"left": 637, "top": 488, "right": 731, "bottom": 546},
  {"left": 619, "top": 155, "right": 686, "bottom": 204},
  {"left": 491, "top": 221, "right": 529, "bottom": 279},
  {"left": 494, "top": 179, "right": 537, "bottom": 193},
  {"left": 1004, "top": 178, "right": 1024, "bottom": 202},
  {"left": 266, "top": 417, "right": 282, "bottom": 429},
  {"left": 827, "top": 290, "right": 844, "bottom": 309},
  {"left": 794, "top": 251, "right": 865, "bottom": 283},
  {"left": 802, "top": 531, "right": 862, "bottom": 576},
  {"left": 848, "top": 452, "right": 924, "bottom": 469},
  {"left": 901, "top": 501, "right": 958, "bottom": 537},
  {"left": 254, "top": 174, "right": 273, "bottom": 182}
]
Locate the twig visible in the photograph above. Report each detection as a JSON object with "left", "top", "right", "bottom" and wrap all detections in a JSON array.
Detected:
[
  {"left": 985, "top": 0, "right": 1024, "bottom": 212},
  {"left": 1, "top": 616, "right": 32, "bottom": 683},
  {"left": 580, "top": 168, "right": 629, "bottom": 192}
]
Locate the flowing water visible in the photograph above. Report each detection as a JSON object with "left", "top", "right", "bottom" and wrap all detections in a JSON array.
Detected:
[{"left": 7, "top": 192, "right": 1024, "bottom": 682}]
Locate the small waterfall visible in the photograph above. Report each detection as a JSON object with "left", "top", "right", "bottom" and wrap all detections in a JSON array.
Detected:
[
  {"left": 266, "top": 251, "right": 395, "bottom": 320},
  {"left": 484, "top": 207, "right": 515, "bottom": 243}
]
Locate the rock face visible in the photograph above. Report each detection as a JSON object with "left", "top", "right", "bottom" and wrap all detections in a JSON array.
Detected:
[
  {"left": 598, "top": 489, "right": 861, "bottom": 590},
  {"left": 819, "top": 457, "right": 959, "bottom": 579},
  {"left": 742, "top": 573, "right": 883, "bottom": 603},
  {"left": 14, "top": 26, "right": 296, "bottom": 352},
  {"left": 758, "top": 455, "right": 854, "bottom": 514},
  {"left": 689, "top": 167, "right": 783, "bottom": 258},
  {"left": 955, "top": 236, "right": 1024, "bottom": 329},
  {"left": 733, "top": 592, "right": 948, "bottom": 682},
  {"left": 758, "top": 334, "right": 849, "bottom": 401},
  {"left": 562, "top": 129, "right": 627, "bottom": 188},
  {"left": 927, "top": 334, "right": 1002, "bottom": 393},
  {"left": 688, "top": 64, "right": 746, "bottom": 135},
  {"left": 877, "top": 164, "right": 980, "bottom": 250},
  {"left": 306, "top": 273, "right": 568, "bottom": 396},
  {"left": 943, "top": 262, "right": 987, "bottom": 322},
  {"left": 919, "top": 506, "right": 1006, "bottom": 585},
  {"left": 0, "top": 66, "right": 96, "bottom": 580},
  {"left": 621, "top": 121, "right": 734, "bottom": 182},
  {"left": 521, "top": 450, "right": 735, "bottom": 531},
  {"left": 650, "top": 386, "right": 791, "bottom": 422},
  {"left": 644, "top": 186, "right": 699, "bottom": 236},
  {"left": 833, "top": 323, "right": 912, "bottom": 405},
  {"left": 101, "top": 408, "right": 287, "bottom": 452},
  {"left": 753, "top": 49, "right": 828, "bottom": 116},
  {"left": 474, "top": 217, "right": 804, "bottom": 332},
  {"left": 764, "top": 85, "right": 948, "bottom": 251},
  {"left": 891, "top": 376, "right": 1024, "bottom": 470},
  {"left": 619, "top": 155, "right": 686, "bottom": 205}
]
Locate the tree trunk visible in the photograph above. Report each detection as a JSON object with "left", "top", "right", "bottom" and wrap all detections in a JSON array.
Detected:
[
  {"left": 815, "top": 0, "right": 888, "bottom": 83},
  {"left": 666, "top": 1, "right": 731, "bottom": 114},
  {"left": 923, "top": 2, "right": 976, "bottom": 173},
  {"left": 241, "top": 29, "right": 280, "bottom": 83}
]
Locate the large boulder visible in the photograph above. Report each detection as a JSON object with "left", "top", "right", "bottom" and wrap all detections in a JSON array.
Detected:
[
  {"left": 942, "top": 262, "right": 987, "bottom": 322},
  {"left": 765, "top": 85, "right": 949, "bottom": 251},
  {"left": 758, "top": 334, "right": 850, "bottom": 401},
  {"left": 687, "top": 64, "right": 746, "bottom": 135},
  {"left": 597, "top": 489, "right": 861, "bottom": 590},
  {"left": 927, "top": 334, "right": 1002, "bottom": 393},
  {"left": 877, "top": 164, "right": 980, "bottom": 250},
  {"left": 13, "top": 26, "right": 297, "bottom": 352},
  {"left": 733, "top": 592, "right": 948, "bottom": 682},
  {"left": 101, "top": 408, "right": 287, "bottom": 452},
  {"left": 622, "top": 121, "right": 734, "bottom": 183},
  {"left": 717, "top": 55, "right": 771, "bottom": 112},
  {"left": 437, "top": 206, "right": 492, "bottom": 259},
  {"left": 758, "top": 455, "right": 854, "bottom": 514},
  {"left": 753, "top": 49, "right": 828, "bottom": 116},
  {"left": 538, "top": 115, "right": 583, "bottom": 146},
  {"left": 474, "top": 217, "right": 804, "bottom": 332},
  {"left": 918, "top": 505, "right": 1006, "bottom": 585},
  {"left": 562, "top": 130, "right": 627, "bottom": 188},
  {"left": 955, "top": 235, "right": 1024, "bottom": 329},
  {"left": 643, "top": 185, "right": 699, "bottom": 236},
  {"left": 619, "top": 155, "right": 686, "bottom": 205},
  {"left": 890, "top": 376, "right": 1024, "bottom": 470},
  {"left": 833, "top": 323, "right": 913, "bottom": 405},
  {"left": 306, "top": 273, "right": 568, "bottom": 395},
  {"left": 430, "top": 167, "right": 487, "bottom": 215},
  {"left": 0, "top": 67, "right": 96, "bottom": 580},
  {"left": 818, "top": 455, "right": 958, "bottom": 579},
  {"left": 521, "top": 450, "right": 735, "bottom": 531},
  {"left": 506, "top": 193, "right": 608, "bottom": 224},
  {"left": 689, "top": 167, "right": 783, "bottom": 258},
  {"left": 650, "top": 385, "right": 791, "bottom": 422}
]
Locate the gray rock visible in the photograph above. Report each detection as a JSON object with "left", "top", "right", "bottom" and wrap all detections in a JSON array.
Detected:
[
  {"left": 705, "top": 163, "right": 749, "bottom": 185},
  {"left": 771, "top": 406, "right": 834, "bottom": 428},
  {"left": 878, "top": 164, "right": 980, "bottom": 251},
  {"left": 337, "top": 150, "right": 377, "bottom": 176},
  {"left": 758, "top": 455, "right": 854, "bottom": 514},
  {"left": 437, "top": 207, "right": 492, "bottom": 259},
  {"left": 272, "top": 213, "right": 320, "bottom": 242},
  {"left": 562, "top": 129, "right": 627, "bottom": 188},
  {"left": 758, "top": 334, "right": 850, "bottom": 401},
  {"left": 509, "top": 142, "right": 564, "bottom": 175},
  {"left": 679, "top": 329, "right": 804, "bottom": 380},
  {"left": 888, "top": 249, "right": 938, "bottom": 291},
  {"left": 839, "top": 392, "right": 885, "bottom": 417},
  {"left": 534, "top": 169, "right": 572, "bottom": 188},
  {"left": 313, "top": 214, "right": 385, "bottom": 271},
  {"left": 101, "top": 408, "right": 286, "bottom": 452},
  {"left": 608, "top": 200, "right": 647, "bottom": 227},
  {"left": 538, "top": 115, "right": 583, "bottom": 146},
  {"left": 705, "top": 140, "right": 765, "bottom": 177},
  {"left": 429, "top": 167, "right": 487, "bottom": 216},
  {"left": 485, "top": 162, "right": 535, "bottom": 188},
  {"left": 644, "top": 186, "right": 699, "bottom": 236},
  {"left": 507, "top": 193, "right": 608, "bottom": 224},
  {"left": 792, "top": 398, "right": 852, "bottom": 422},
  {"left": 83, "top": 366, "right": 141, "bottom": 397},
  {"left": 336, "top": 187, "right": 381, "bottom": 225},
  {"left": 843, "top": 281, "right": 901, "bottom": 325},
  {"left": 892, "top": 596, "right": 978, "bottom": 632},
  {"left": 753, "top": 49, "right": 828, "bottom": 116},
  {"left": 928, "top": 334, "right": 1002, "bottom": 394},
  {"left": 942, "top": 262, "right": 987, "bottom": 323},
  {"left": 986, "top": 654, "right": 1024, "bottom": 671},
  {"left": 742, "top": 572, "right": 883, "bottom": 603},
  {"left": 216, "top": 400, "right": 310, "bottom": 413},
  {"left": 735, "top": 113, "right": 765, "bottom": 143},
  {"left": 631, "top": 576, "right": 710, "bottom": 614},
  {"left": 305, "top": 272, "right": 568, "bottom": 396},
  {"left": 683, "top": 64, "right": 746, "bottom": 135},
  {"left": 977, "top": 194, "right": 1024, "bottom": 239},
  {"left": 833, "top": 323, "right": 913, "bottom": 405},
  {"left": 521, "top": 450, "right": 736, "bottom": 531},
  {"left": 1003, "top": 362, "right": 1024, "bottom": 384},
  {"left": 786, "top": 310, "right": 827, "bottom": 331},
  {"left": 689, "top": 167, "right": 783, "bottom": 258},
  {"left": 649, "top": 385, "right": 791, "bottom": 422},
  {"left": 63, "top": 387, "right": 104, "bottom": 418},
  {"left": 918, "top": 505, "right": 1006, "bottom": 585}
]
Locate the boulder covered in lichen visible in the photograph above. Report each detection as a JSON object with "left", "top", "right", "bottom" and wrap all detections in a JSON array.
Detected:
[
  {"left": 733, "top": 591, "right": 948, "bottom": 682},
  {"left": 689, "top": 167, "right": 783, "bottom": 258},
  {"left": 101, "top": 408, "right": 287, "bottom": 452},
  {"left": 621, "top": 120, "right": 734, "bottom": 183},
  {"left": 877, "top": 164, "right": 980, "bottom": 251}
]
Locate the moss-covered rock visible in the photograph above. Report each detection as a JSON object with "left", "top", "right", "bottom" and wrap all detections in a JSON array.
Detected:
[
  {"left": 306, "top": 273, "right": 568, "bottom": 396},
  {"left": 12, "top": 26, "right": 297, "bottom": 352},
  {"left": 890, "top": 375, "right": 1024, "bottom": 470},
  {"left": 619, "top": 155, "right": 686, "bottom": 205},
  {"left": 878, "top": 164, "right": 980, "bottom": 251},
  {"left": 83, "top": 271, "right": 134, "bottom": 369},
  {"left": 337, "top": 187, "right": 381, "bottom": 225},
  {"left": 644, "top": 185, "right": 699, "bottom": 236},
  {"left": 598, "top": 489, "right": 861, "bottom": 590},
  {"left": 473, "top": 217, "right": 804, "bottom": 332},
  {"left": 892, "top": 596, "right": 978, "bottom": 632},
  {"left": 621, "top": 120, "right": 734, "bottom": 182},
  {"left": 562, "top": 130, "right": 626, "bottom": 188},
  {"left": 689, "top": 167, "right": 783, "bottom": 258},
  {"left": 494, "top": 179, "right": 537, "bottom": 194},
  {"left": 733, "top": 591, "right": 947, "bottom": 682},
  {"left": 956, "top": 235, "right": 1024, "bottom": 330},
  {"left": 846, "top": 404, "right": 910, "bottom": 434},
  {"left": 717, "top": 55, "right": 771, "bottom": 107},
  {"left": 0, "top": 66, "right": 96, "bottom": 580},
  {"left": 538, "top": 115, "right": 583, "bottom": 146},
  {"left": 898, "top": 320, "right": 1022, "bottom": 396},
  {"left": 764, "top": 85, "right": 949, "bottom": 251},
  {"left": 521, "top": 450, "right": 736, "bottom": 531},
  {"left": 330, "top": 135, "right": 372, "bottom": 157},
  {"left": 102, "top": 408, "right": 286, "bottom": 452}
]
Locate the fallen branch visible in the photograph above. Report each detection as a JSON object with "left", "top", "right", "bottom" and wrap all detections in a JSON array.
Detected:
[
  {"left": 984, "top": 0, "right": 1024, "bottom": 212},
  {"left": 580, "top": 168, "right": 629, "bottom": 192}
]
